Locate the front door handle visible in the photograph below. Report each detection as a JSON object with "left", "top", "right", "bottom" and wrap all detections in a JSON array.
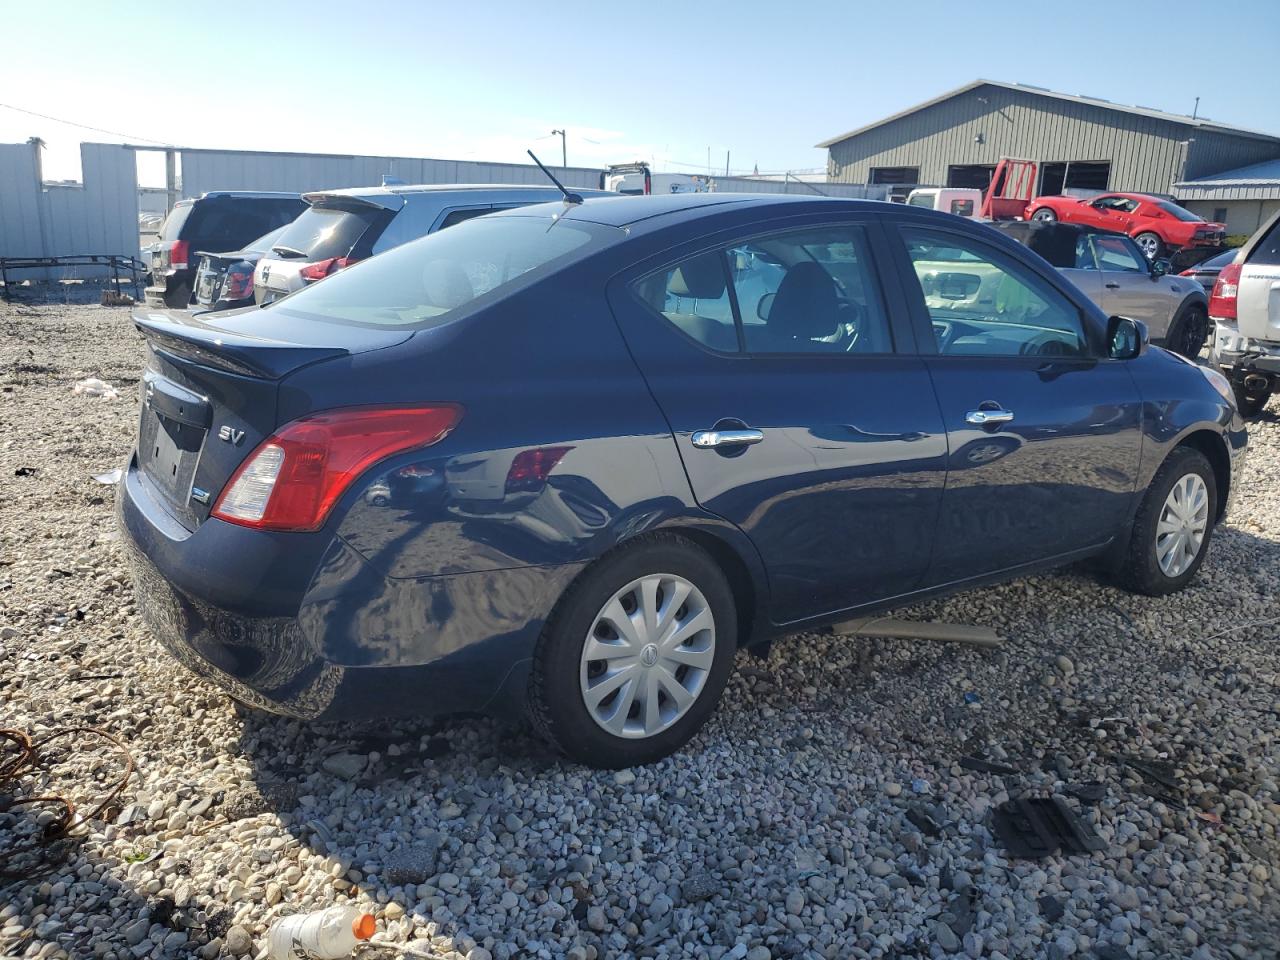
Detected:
[
  {"left": 964, "top": 407, "right": 1015, "bottom": 426},
  {"left": 1104, "top": 281, "right": 1121, "bottom": 289},
  {"left": 691, "top": 428, "right": 764, "bottom": 449}
]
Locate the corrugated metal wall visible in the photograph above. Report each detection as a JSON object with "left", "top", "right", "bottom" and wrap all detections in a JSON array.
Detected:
[
  {"left": 0, "top": 142, "right": 140, "bottom": 276},
  {"left": 180, "top": 150, "right": 605, "bottom": 197},
  {"left": 1184, "top": 132, "right": 1280, "bottom": 182},
  {"left": 710, "top": 176, "right": 889, "bottom": 199},
  {"left": 825, "top": 84, "right": 1280, "bottom": 195}
]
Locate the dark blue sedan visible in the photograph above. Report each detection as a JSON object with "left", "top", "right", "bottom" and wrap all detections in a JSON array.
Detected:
[{"left": 122, "top": 194, "right": 1247, "bottom": 767}]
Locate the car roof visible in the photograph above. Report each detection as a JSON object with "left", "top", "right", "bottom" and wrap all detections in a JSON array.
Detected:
[
  {"left": 491, "top": 193, "right": 885, "bottom": 229},
  {"left": 302, "top": 183, "right": 610, "bottom": 210}
]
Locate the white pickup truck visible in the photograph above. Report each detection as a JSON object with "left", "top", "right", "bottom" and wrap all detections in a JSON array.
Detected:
[
  {"left": 905, "top": 187, "right": 983, "bottom": 219},
  {"left": 1208, "top": 210, "right": 1280, "bottom": 415}
]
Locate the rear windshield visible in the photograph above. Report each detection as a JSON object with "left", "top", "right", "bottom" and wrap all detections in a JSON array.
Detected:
[
  {"left": 272, "top": 204, "right": 383, "bottom": 259},
  {"left": 1250, "top": 217, "right": 1280, "bottom": 266},
  {"left": 270, "top": 215, "right": 613, "bottom": 328},
  {"left": 177, "top": 198, "right": 305, "bottom": 250},
  {"left": 158, "top": 203, "right": 193, "bottom": 241},
  {"left": 1152, "top": 200, "right": 1203, "bottom": 222}
]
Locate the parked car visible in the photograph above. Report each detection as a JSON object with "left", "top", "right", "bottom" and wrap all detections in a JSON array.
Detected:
[
  {"left": 122, "top": 194, "right": 1245, "bottom": 767},
  {"left": 189, "top": 226, "right": 288, "bottom": 314},
  {"left": 1179, "top": 247, "right": 1238, "bottom": 291},
  {"left": 600, "top": 162, "right": 710, "bottom": 196},
  {"left": 905, "top": 187, "right": 982, "bottom": 219},
  {"left": 144, "top": 192, "right": 306, "bottom": 308},
  {"left": 253, "top": 184, "right": 608, "bottom": 305},
  {"left": 1024, "top": 193, "right": 1226, "bottom": 261},
  {"left": 1208, "top": 209, "right": 1280, "bottom": 415},
  {"left": 988, "top": 220, "right": 1210, "bottom": 358}
]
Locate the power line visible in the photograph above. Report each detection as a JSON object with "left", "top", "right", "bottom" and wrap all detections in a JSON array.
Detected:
[{"left": 0, "top": 101, "right": 174, "bottom": 147}]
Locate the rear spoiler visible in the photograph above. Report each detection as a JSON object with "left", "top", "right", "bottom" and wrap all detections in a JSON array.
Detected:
[{"left": 132, "top": 308, "right": 347, "bottom": 380}]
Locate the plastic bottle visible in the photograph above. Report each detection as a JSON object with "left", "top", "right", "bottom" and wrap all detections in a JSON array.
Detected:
[{"left": 265, "top": 906, "right": 376, "bottom": 960}]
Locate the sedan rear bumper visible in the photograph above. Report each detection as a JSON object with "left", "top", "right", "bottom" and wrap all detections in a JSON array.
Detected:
[{"left": 118, "top": 457, "right": 580, "bottom": 721}]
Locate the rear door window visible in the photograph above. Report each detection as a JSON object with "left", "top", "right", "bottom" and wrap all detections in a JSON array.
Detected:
[
  {"left": 273, "top": 204, "right": 386, "bottom": 260},
  {"left": 1092, "top": 235, "right": 1148, "bottom": 272},
  {"left": 158, "top": 203, "right": 193, "bottom": 241}
]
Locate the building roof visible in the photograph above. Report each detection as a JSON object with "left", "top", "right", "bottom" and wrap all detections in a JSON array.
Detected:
[
  {"left": 816, "top": 79, "right": 1280, "bottom": 149},
  {"left": 1174, "top": 157, "right": 1280, "bottom": 201}
]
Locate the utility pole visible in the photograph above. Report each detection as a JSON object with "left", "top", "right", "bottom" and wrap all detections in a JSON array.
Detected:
[
  {"left": 725, "top": 150, "right": 730, "bottom": 177},
  {"left": 550, "top": 129, "right": 566, "bottom": 168}
]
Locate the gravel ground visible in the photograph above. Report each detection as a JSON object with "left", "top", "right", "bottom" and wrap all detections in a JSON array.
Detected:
[{"left": 1, "top": 298, "right": 1277, "bottom": 960}]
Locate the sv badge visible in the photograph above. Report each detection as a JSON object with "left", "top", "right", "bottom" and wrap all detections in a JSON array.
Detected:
[{"left": 218, "top": 425, "right": 245, "bottom": 445}]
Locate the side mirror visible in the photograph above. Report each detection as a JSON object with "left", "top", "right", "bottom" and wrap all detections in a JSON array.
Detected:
[
  {"left": 1108, "top": 315, "right": 1148, "bottom": 360},
  {"left": 1151, "top": 258, "right": 1170, "bottom": 278},
  {"left": 757, "top": 291, "right": 775, "bottom": 321}
]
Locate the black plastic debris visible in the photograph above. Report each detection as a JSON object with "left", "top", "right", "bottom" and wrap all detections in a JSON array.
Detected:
[
  {"left": 14, "top": 466, "right": 36, "bottom": 477},
  {"left": 906, "top": 804, "right": 943, "bottom": 837},
  {"left": 1066, "top": 782, "right": 1107, "bottom": 804},
  {"left": 1038, "top": 894, "right": 1066, "bottom": 922},
  {"left": 1124, "top": 757, "right": 1182, "bottom": 804},
  {"left": 992, "top": 797, "right": 1105, "bottom": 858},
  {"left": 959, "top": 755, "right": 1020, "bottom": 775}
]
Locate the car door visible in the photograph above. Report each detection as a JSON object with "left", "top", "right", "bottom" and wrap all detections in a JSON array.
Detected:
[
  {"left": 888, "top": 220, "right": 1143, "bottom": 584},
  {"left": 1089, "top": 233, "right": 1172, "bottom": 330},
  {"left": 607, "top": 216, "right": 949, "bottom": 624}
]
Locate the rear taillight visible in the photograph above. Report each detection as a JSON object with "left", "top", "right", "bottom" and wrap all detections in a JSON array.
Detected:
[
  {"left": 212, "top": 404, "right": 462, "bottom": 531},
  {"left": 505, "top": 446, "right": 573, "bottom": 494},
  {"left": 169, "top": 240, "right": 189, "bottom": 271},
  {"left": 1209, "top": 262, "right": 1241, "bottom": 320},
  {"left": 222, "top": 265, "right": 254, "bottom": 301},
  {"left": 299, "top": 257, "right": 356, "bottom": 283}
]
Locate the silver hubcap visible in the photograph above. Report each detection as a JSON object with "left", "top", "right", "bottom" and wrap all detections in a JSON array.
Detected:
[
  {"left": 1156, "top": 473, "right": 1209, "bottom": 577},
  {"left": 1034, "top": 210, "right": 1055, "bottom": 221},
  {"left": 1136, "top": 235, "right": 1159, "bottom": 258},
  {"left": 579, "top": 574, "right": 715, "bottom": 739}
]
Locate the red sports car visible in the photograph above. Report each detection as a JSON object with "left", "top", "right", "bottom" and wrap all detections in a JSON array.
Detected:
[{"left": 1023, "top": 192, "right": 1226, "bottom": 260}]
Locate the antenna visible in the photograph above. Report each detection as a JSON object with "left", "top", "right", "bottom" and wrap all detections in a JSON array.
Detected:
[
  {"left": 1192, "top": 96, "right": 1200, "bottom": 120},
  {"left": 527, "top": 149, "right": 583, "bottom": 205}
]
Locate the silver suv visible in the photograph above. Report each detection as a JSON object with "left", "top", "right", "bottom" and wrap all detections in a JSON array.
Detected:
[
  {"left": 253, "top": 183, "right": 607, "bottom": 304},
  {"left": 1208, "top": 210, "right": 1280, "bottom": 415}
]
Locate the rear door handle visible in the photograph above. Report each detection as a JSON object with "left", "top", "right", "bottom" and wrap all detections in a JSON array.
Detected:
[
  {"left": 964, "top": 407, "right": 1015, "bottom": 426},
  {"left": 691, "top": 428, "right": 764, "bottom": 449},
  {"left": 1104, "top": 281, "right": 1121, "bottom": 289}
]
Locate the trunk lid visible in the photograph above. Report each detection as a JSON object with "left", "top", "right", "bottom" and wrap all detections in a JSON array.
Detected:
[
  {"left": 131, "top": 307, "right": 412, "bottom": 529},
  {"left": 1236, "top": 263, "right": 1280, "bottom": 342}
]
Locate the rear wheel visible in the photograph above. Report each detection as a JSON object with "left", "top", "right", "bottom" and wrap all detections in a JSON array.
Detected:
[
  {"left": 1134, "top": 231, "right": 1164, "bottom": 260},
  {"left": 1115, "top": 447, "right": 1216, "bottom": 596},
  {"left": 1031, "top": 208, "right": 1057, "bottom": 222},
  {"left": 528, "top": 535, "right": 737, "bottom": 768},
  {"left": 1165, "top": 302, "right": 1209, "bottom": 359}
]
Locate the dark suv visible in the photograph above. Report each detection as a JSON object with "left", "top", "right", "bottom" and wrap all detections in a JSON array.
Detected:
[{"left": 145, "top": 192, "right": 306, "bottom": 307}]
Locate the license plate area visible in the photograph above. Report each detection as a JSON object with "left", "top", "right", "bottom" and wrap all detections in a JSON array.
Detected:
[{"left": 140, "top": 408, "right": 204, "bottom": 505}]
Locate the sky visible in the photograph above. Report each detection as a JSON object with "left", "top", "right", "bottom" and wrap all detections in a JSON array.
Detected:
[{"left": 2, "top": 0, "right": 1278, "bottom": 186}]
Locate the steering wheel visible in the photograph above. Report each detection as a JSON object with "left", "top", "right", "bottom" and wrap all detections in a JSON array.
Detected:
[
  {"left": 1018, "top": 333, "right": 1073, "bottom": 357},
  {"left": 837, "top": 299, "right": 863, "bottom": 352}
]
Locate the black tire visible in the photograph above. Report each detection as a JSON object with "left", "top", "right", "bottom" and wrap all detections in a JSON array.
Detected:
[
  {"left": 1115, "top": 447, "right": 1217, "bottom": 596},
  {"left": 1233, "top": 382, "right": 1273, "bottom": 417},
  {"left": 528, "top": 534, "right": 737, "bottom": 768},
  {"left": 1134, "top": 231, "right": 1164, "bottom": 261},
  {"left": 1031, "top": 208, "right": 1057, "bottom": 222},
  {"left": 1164, "top": 302, "right": 1209, "bottom": 359}
]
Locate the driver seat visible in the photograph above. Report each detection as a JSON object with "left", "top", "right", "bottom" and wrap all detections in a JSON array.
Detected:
[{"left": 753, "top": 262, "right": 843, "bottom": 352}]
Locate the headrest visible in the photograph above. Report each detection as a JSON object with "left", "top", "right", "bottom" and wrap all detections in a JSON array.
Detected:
[
  {"left": 768, "top": 262, "right": 840, "bottom": 339},
  {"left": 668, "top": 252, "right": 725, "bottom": 300},
  {"left": 421, "top": 260, "right": 475, "bottom": 310}
]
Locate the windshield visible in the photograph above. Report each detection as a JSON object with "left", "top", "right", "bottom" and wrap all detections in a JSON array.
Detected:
[
  {"left": 273, "top": 203, "right": 383, "bottom": 259},
  {"left": 269, "top": 215, "right": 612, "bottom": 328},
  {"left": 1153, "top": 200, "right": 1203, "bottom": 222},
  {"left": 245, "top": 226, "right": 288, "bottom": 256}
]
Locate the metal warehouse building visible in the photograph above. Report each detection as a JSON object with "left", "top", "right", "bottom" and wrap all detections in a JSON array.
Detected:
[{"left": 819, "top": 79, "right": 1280, "bottom": 219}]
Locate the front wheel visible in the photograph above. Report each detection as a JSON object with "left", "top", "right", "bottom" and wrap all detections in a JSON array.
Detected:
[
  {"left": 528, "top": 535, "right": 737, "bottom": 767},
  {"left": 1134, "top": 231, "right": 1164, "bottom": 260},
  {"left": 1031, "top": 208, "right": 1057, "bottom": 222},
  {"left": 1115, "top": 447, "right": 1216, "bottom": 596},
  {"left": 1165, "top": 303, "right": 1209, "bottom": 359}
]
